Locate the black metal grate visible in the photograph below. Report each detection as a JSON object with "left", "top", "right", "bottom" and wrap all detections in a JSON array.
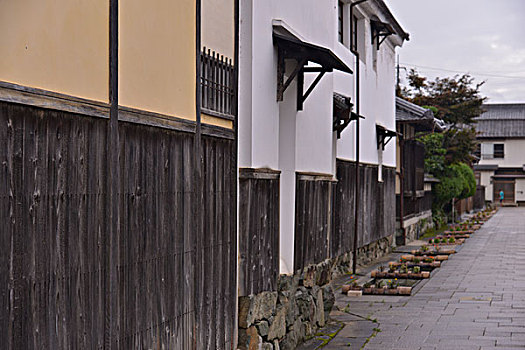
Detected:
[{"left": 200, "top": 48, "right": 235, "bottom": 118}]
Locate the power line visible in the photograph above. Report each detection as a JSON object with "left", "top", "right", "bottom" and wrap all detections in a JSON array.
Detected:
[{"left": 400, "top": 62, "right": 525, "bottom": 80}]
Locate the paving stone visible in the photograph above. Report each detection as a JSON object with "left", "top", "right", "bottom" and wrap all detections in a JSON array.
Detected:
[{"left": 314, "top": 209, "right": 525, "bottom": 349}]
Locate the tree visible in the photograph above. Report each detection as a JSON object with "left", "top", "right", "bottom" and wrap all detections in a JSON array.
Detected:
[
  {"left": 418, "top": 133, "right": 446, "bottom": 176},
  {"left": 406, "top": 70, "right": 484, "bottom": 220},
  {"left": 433, "top": 162, "right": 476, "bottom": 211},
  {"left": 442, "top": 127, "right": 478, "bottom": 166},
  {"left": 400, "top": 70, "right": 486, "bottom": 127}
]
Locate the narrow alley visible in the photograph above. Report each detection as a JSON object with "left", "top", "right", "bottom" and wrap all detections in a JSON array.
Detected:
[{"left": 326, "top": 208, "right": 525, "bottom": 349}]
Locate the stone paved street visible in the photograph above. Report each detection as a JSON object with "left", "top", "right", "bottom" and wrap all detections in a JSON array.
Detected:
[{"left": 326, "top": 208, "right": 525, "bottom": 350}]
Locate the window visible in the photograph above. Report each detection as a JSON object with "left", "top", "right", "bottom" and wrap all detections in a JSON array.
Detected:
[
  {"left": 494, "top": 144, "right": 504, "bottom": 158},
  {"left": 338, "top": 1, "right": 344, "bottom": 43},
  {"left": 351, "top": 15, "right": 358, "bottom": 51},
  {"left": 473, "top": 143, "right": 481, "bottom": 160}
]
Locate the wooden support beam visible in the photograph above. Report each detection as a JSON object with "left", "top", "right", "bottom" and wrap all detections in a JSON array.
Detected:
[{"left": 299, "top": 70, "right": 327, "bottom": 110}]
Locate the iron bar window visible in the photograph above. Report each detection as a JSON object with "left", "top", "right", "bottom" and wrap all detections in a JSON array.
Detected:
[
  {"left": 200, "top": 47, "right": 235, "bottom": 118},
  {"left": 351, "top": 15, "right": 358, "bottom": 51},
  {"left": 338, "top": 1, "right": 344, "bottom": 43},
  {"left": 494, "top": 144, "right": 504, "bottom": 158}
]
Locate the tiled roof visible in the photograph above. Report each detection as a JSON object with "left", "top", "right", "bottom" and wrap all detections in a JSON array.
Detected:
[
  {"left": 475, "top": 104, "right": 525, "bottom": 138},
  {"left": 396, "top": 97, "right": 434, "bottom": 122}
]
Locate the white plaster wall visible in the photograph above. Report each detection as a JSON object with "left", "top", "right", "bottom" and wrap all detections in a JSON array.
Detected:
[
  {"left": 516, "top": 179, "right": 525, "bottom": 202},
  {"left": 295, "top": 73, "right": 335, "bottom": 174},
  {"left": 336, "top": 7, "right": 399, "bottom": 168},
  {"left": 479, "top": 139, "right": 525, "bottom": 168},
  {"left": 238, "top": 0, "right": 253, "bottom": 167},
  {"left": 239, "top": 0, "right": 405, "bottom": 274},
  {"left": 479, "top": 171, "right": 494, "bottom": 201}
]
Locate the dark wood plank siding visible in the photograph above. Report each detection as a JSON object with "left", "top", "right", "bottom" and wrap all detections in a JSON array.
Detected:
[
  {"left": 238, "top": 169, "right": 280, "bottom": 296},
  {"left": 382, "top": 167, "right": 396, "bottom": 240},
  {"left": 294, "top": 174, "right": 335, "bottom": 272},
  {"left": 196, "top": 135, "right": 237, "bottom": 350},
  {"left": 333, "top": 160, "right": 396, "bottom": 256},
  {"left": 0, "top": 101, "right": 237, "bottom": 349},
  {"left": 1, "top": 102, "right": 108, "bottom": 349},
  {"left": 115, "top": 122, "right": 196, "bottom": 348},
  {"left": 474, "top": 186, "right": 485, "bottom": 209}
]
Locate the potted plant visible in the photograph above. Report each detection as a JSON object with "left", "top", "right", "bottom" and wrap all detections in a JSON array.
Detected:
[
  {"left": 385, "top": 279, "right": 398, "bottom": 295},
  {"left": 362, "top": 281, "right": 373, "bottom": 294}
]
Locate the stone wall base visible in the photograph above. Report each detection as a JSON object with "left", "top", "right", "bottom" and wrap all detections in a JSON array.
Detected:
[
  {"left": 238, "top": 235, "right": 395, "bottom": 349},
  {"left": 397, "top": 210, "right": 434, "bottom": 243}
]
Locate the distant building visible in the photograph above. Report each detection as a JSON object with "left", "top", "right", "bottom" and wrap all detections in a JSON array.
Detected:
[
  {"left": 395, "top": 97, "right": 441, "bottom": 243},
  {"left": 474, "top": 103, "right": 525, "bottom": 206}
]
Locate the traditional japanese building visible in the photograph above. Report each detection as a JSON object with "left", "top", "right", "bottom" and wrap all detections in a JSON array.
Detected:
[
  {"left": 237, "top": 0, "right": 408, "bottom": 346},
  {"left": 395, "top": 97, "right": 442, "bottom": 243},
  {"left": 474, "top": 103, "right": 525, "bottom": 206}
]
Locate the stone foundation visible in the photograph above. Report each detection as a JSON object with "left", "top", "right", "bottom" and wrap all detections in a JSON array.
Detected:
[
  {"left": 398, "top": 211, "right": 433, "bottom": 243},
  {"left": 356, "top": 234, "right": 394, "bottom": 266},
  {"left": 238, "top": 235, "right": 395, "bottom": 349}
]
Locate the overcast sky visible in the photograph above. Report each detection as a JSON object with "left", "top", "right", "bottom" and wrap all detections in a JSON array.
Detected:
[{"left": 384, "top": 0, "right": 525, "bottom": 103}]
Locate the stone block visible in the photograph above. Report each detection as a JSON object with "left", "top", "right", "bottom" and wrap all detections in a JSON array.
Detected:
[
  {"left": 296, "top": 293, "right": 316, "bottom": 323},
  {"left": 268, "top": 307, "right": 286, "bottom": 340},
  {"left": 238, "top": 326, "right": 263, "bottom": 350},
  {"left": 251, "top": 291, "right": 278, "bottom": 324},
  {"left": 303, "top": 266, "right": 317, "bottom": 288},
  {"left": 322, "top": 284, "right": 335, "bottom": 313},
  {"left": 239, "top": 295, "right": 254, "bottom": 328},
  {"left": 261, "top": 342, "right": 273, "bottom": 350},
  {"left": 316, "top": 289, "right": 326, "bottom": 327},
  {"left": 256, "top": 320, "right": 269, "bottom": 337}
]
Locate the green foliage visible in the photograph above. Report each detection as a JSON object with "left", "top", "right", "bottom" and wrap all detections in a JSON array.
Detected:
[
  {"left": 434, "top": 165, "right": 463, "bottom": 206},
  {"left": 418, "top": 133, "right": 446, "bottom": 176},
  {"left": 456, "top": 162, "right": 476, "bottom": 198},
  {"left": 405, "top": 71, "right": 484, "bottom": 219},
  {"left": 402, "top": 70, "right": 486, "bottom": 126},
  {"left": 433, "top": 162, "right": 475, "bottom": 209},
  {"left": 443, "top": 128, "right": 479, "bottom": 166}
]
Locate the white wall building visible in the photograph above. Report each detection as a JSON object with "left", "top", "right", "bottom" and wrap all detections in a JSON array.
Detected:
[
  {"left": 474, "top": 104, "right": 525, "bottom": 205},
  {"left": 238, "top": 0, "right": 408, "bottom": 276}
]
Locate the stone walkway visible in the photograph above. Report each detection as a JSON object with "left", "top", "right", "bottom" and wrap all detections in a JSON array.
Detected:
[{"left": 325, "top": 208, "right": 525, "bottom": 350}]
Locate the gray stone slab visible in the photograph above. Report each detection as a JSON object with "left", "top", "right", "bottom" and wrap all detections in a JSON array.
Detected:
[{"left": 318, "top": 208, "right": 525, "bottom": 350}]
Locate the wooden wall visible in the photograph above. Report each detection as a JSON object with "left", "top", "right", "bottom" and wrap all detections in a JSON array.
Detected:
[
  {"left": 294, "top": 174, "right": 336, "bottom": 272},
  {"left": 0, "top": 101, "right": 236, "bottom": 349},
  {"left": 197, "top": 135, "right": 237, "bottom": 349},
  {"left": 333, "top": 160, "right": 396, "bottom": 258},
  {"left": 474, "top": 186, "right": 486, "bottom": 210},
  {"left": 238, "top": 169, "right": 280, "bottom": 296}
]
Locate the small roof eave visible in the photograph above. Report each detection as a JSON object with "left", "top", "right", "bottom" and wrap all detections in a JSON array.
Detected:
[{"left": 273, "top": 25, "right": 352, "bottom": 74}]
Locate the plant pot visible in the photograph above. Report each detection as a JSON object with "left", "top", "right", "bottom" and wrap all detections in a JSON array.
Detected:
[
  {"left": 398, "top": 286, "right": 412, "bottom": 295},
  {"left": 341, "top": 285, "right": 361, "bottom": 294},
  {"left": 347, "top": 290, "right": 362, "bottom": 297}
]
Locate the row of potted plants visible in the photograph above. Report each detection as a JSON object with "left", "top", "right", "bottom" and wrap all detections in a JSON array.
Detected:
[{"left": 340, "top": 207, "right": 497, "bottom": 297}]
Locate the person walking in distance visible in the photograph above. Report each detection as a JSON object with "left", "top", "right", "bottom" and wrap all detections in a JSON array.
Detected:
[{"left": 499, "top": 190, "right": 504, "bottom": 205}]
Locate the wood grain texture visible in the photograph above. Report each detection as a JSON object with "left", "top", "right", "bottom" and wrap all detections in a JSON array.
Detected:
[
  {"left": 333, "top": 160, "right": 396, "bottom": 258},
  {"left": 294, "top": 175, "right": 335, "bottom": 271},
  {"left": 238, "top": 169, "right": 280, "bottom": 296},
  {"left": 0, "top": 101, "right": 237, "bottom": 349}
]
